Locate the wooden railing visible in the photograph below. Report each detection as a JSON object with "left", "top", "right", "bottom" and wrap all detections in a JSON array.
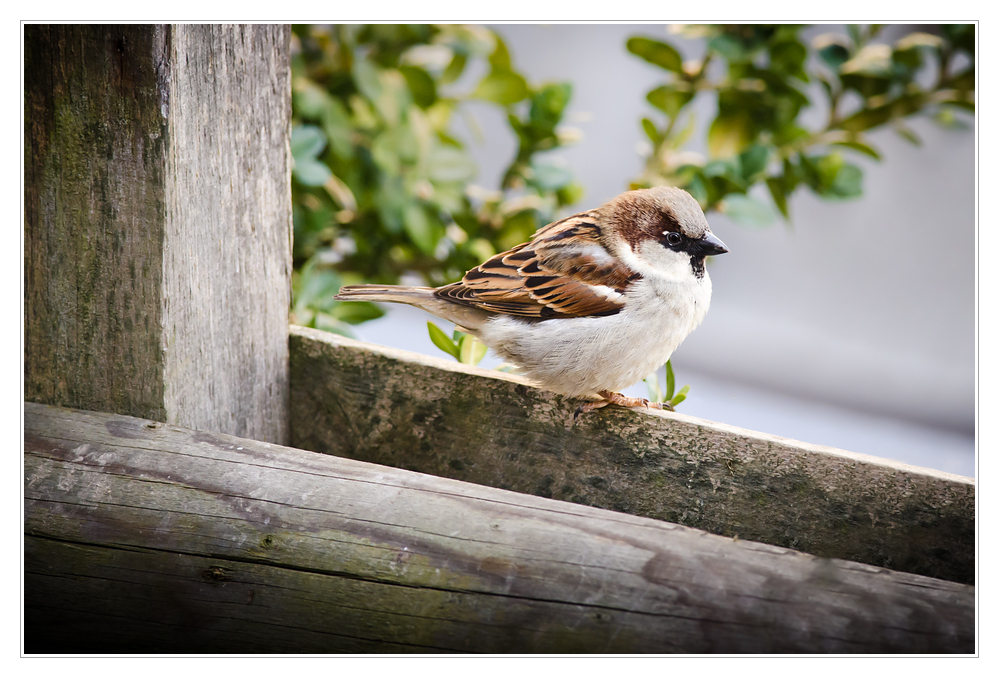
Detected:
[{"left": 289, "top": 327, "right": 975, "bottom": 586}]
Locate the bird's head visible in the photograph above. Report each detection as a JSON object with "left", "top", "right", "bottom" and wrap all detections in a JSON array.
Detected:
[{"left": 599, "top": 186, "right": 729, "bottom": 281}]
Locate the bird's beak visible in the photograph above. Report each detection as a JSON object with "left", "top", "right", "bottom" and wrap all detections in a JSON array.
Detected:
[{"left": 699, "top": 232, "right": 729, "bottom": 256}]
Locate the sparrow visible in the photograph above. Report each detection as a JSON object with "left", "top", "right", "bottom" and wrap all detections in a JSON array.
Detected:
[{"left": 335, "top": 186, "right": 728, "bottom": 414}]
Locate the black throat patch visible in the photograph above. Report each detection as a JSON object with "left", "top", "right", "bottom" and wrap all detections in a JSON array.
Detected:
[{"left": 690, "top": 255, "right": 706, "bottom": 279}]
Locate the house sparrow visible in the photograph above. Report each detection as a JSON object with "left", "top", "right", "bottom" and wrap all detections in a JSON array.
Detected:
[{"left": 335, "top": 186, "right": 728, "bottom": 414}]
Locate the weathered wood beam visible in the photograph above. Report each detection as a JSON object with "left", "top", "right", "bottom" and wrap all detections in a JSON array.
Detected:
[
  {"left": 288, "top": 327, "right": 975, "bottom": 585},
  {"left": 24, "top": 25, "right": 292, "bottom": 444},
  {"left": 24, "top": 402, "right": 973, "bottom": 653}
]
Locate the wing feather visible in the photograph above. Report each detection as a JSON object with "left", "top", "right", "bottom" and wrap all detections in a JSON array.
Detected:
[{"left": 433, "top": 213, "right": 640, "bottom": 319}]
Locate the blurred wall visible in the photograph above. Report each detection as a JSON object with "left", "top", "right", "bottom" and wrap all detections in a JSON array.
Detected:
[{"left": 459, "top": 24, "right": 974, "bottom": 434}]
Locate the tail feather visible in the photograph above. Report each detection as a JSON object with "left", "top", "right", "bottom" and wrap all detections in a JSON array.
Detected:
[
  {"left": 334, "top": 284, "right": 435, "bottom": 305},
  {"left": 335, "top": 284, "right": 489, "bottom": 332}
]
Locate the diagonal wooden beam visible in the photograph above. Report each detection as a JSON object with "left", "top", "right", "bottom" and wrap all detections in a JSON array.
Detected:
[{"left": 24, "top": 402, "right": 973, "bottom": 653}]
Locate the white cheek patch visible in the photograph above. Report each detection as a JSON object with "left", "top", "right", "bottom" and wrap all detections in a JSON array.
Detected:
[{"left": 619, "top": 240, "right": 692, "bottom": 281}]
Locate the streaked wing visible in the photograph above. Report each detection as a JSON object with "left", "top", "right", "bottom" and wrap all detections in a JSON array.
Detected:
[{"left": 433, "top": 213, "right": 640, "bottom": 319}]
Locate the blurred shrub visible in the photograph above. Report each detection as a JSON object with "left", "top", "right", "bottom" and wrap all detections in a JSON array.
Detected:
[
  {"left": 629, "top": 24, "right": 975, "bottom": 226},
  {"left": 290, "top": 24, "right": 975, "bottom": 336},
  {"left": 289, "top": 24, "right": 583, "bottom": 335}
]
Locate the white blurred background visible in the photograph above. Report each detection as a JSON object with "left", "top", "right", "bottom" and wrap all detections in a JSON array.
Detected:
[{"left": 354, "top": 24, "right": 976, "bottom": 477}]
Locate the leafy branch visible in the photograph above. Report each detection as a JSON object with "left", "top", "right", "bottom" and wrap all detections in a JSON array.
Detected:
[
  {"left": 629, "top": 24, "right": 974, "bottom": 226},
  {"left": 289, "top": 24, "right": 583, "bottom": 335}
]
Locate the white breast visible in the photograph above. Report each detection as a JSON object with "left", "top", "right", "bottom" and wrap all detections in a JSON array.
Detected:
[{"left": 480, "top": 272, "right": 712, "bottom": 398}]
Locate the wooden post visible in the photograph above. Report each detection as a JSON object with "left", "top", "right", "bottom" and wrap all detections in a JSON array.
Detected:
[
  {"left": 24, "top": 403, "right": 974, "bottom": 654},
  {"left": 24, "top": 25, "right": 292, "bottom": 444}
]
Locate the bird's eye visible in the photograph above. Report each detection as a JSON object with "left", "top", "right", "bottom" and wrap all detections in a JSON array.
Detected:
[{"left": 665, "top": 232, "right": 683, "bottom": 246}]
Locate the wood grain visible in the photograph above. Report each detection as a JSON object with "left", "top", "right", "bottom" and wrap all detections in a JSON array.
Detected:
[
  {"left": 24, "top": 24, "right": 292, "bottom": 444},
  {"left": 288, "top": 326, "right": 975, "bottom": 585},
  {"left": 24, "top": 402, "right": 973, "bottom": 653}
]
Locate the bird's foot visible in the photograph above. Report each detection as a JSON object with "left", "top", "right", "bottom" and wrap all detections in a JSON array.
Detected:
[
  {"left": 574, "top": 390, "right": 673, "bottom": 420},
  {"left": 599, "top": 390, "right": 672, "bottom": 411},
  {"left": 574, "top": 398, "right": 612, "bottom": 420}
]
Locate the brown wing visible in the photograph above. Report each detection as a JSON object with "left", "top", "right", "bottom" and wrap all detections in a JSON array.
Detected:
[{"left": 434, "top": 213, "right": 640, "bottom": 319}]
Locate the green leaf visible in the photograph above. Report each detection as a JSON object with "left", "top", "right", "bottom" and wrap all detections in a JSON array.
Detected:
[
  {"left": 829, "top": 163, "right": 863, "bottom": 198},
  {"left": 669, "top": 392, "right": 687, "bottom": 407},
  {"left": 671, "top": 113, "right": 697, "bottom": 149},
  {"left": 529, "top": 83, "right": 573, "bottom": 133},
  {"left": 722, "top": 194, "right": 777, "bottom": 228},
  {"left": 941, "top": 23, "right": 975, "bottom": 54},
  {"left": 709, "top": 33, "right": 749, "bottom": 62},
  {"left": 645, "top": 372, "right": 663, "bottom": 403},
  {"left": 428, "top": 322, "right": 460, "bottom": 359},
  {"left": 894, "top": 123, "right": 922, "bottom": 146},
  {"left": 321, "top": 98, "right": 354, "bottom": 159},
  {"left": 474, "top": 71, "right": 529, "bottom": 105},
  {"left": 685, "top": 174, "right": 709, "bottom": 207},
  {"left": 403, "top": 203, "right": 438, "bottom": 255},
  {"left": 626, "top": 36, "right": 683, "bottom": 73},
  {"left": 440, "top": 52, "right": 467, "bottom": 85},
  {"left": 293, "top": 264, "right": 341, "bottom": 312},
  {"left": 708, "top": 114, "right": 752, "bottom": 158},
  {"left": 665, "top": 360, "right": 675, "bottom": 401},
  {"left": 399, "top": 65, "right": 437, "bottom": 108},
  {"left": 498, "top": 210, "right": 538, "bottom": 251},
  {"left": 489, "top": 36, "right": 513, "bottom": 71},
  {"left": 841, "top": 44, "right": 892, "bottom": 76},
  {"left": 934, "top": 108, "right": 971, "bottom": 130},
  {"left": 352, "top": 58, "right": 383, "bottom": 102},
  {"left": 830, "top": 139, "right": 882, "bottom": 161},
  {"left": 894, "top": 31, "right": 943, "bottom": 52},
  {"left": 840, "top": 72, "right": 892, "bottom": 99},
  {"left": 941, "top": 98, "right": 975, "bottom": 113},
  {"left": 641, "top": 118, "right": 659, "bottom": 143},
  {"left": 646, "top": 86, "right": 693, "bottom": 118},
  {"left": 738, "top": 145, "right": 770, "bottom": 180},
  {"left": 819, "top": 42, "right": 850, "bottom": 73},
  {"left": 458, "top": 334, "right": 488, "bottom": 365},
  {"left": 702, "top": 159, "right": 745, "bottom": 190},
  {"left": 950, "top": 67, "right": 975, "bottom": 91},
  {"left": 293, "top": 158, "right": 333, "bottom": 187},
  {"left": 375, "top": 176, "right": 407, "bottom": 233},
  {"left": 770, "top": 39, "right": 808, "bottom": 81},
  {"left": 293, "top": 79, "right": 332, "bottom": 120},
  {"left": 837, "top": 105, "right": 894, "bottom": 133},
  {"left": 428, "top": 145, "right": 476, "bottom": 183},
  {"left": 331, "top": 300, "right": 385, "bottom": 325},
  {"left": 290, "top": 125, "right": 327, "bottom": 160},
  {"left": 556, "top": 182, "right": 585, "bottom": 206},
  {"left": 530, "top": 163, "right": 573, "bottom": 191},
  {"left": 766, "top": 177, "right": 789, "bottom": 220}
]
